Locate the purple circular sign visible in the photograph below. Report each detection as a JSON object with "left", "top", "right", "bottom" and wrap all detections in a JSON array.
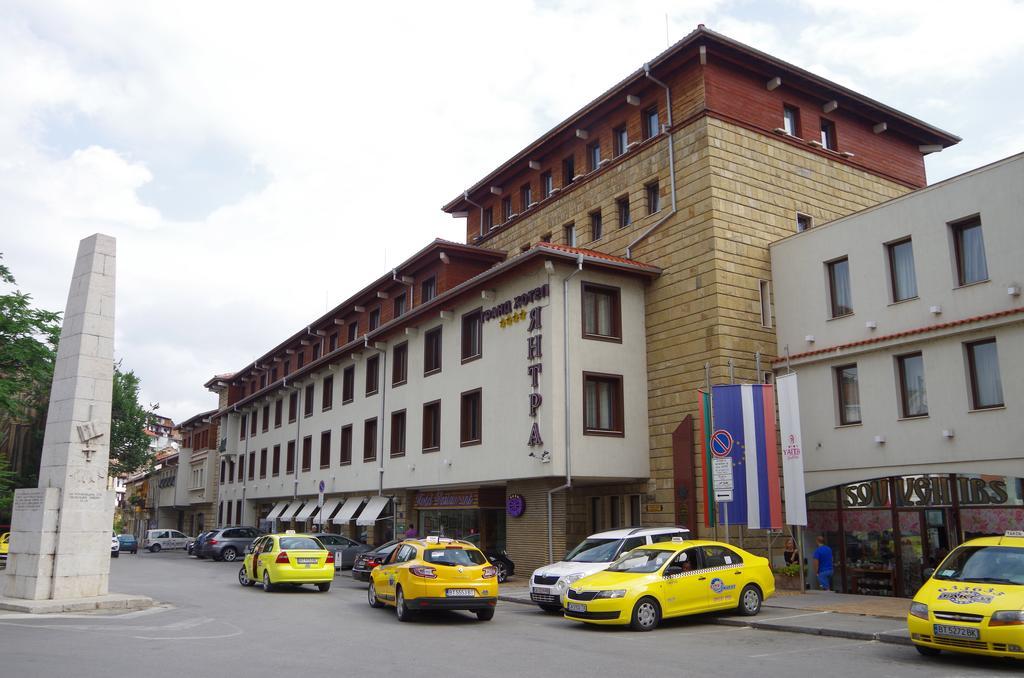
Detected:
[{"left": 506, "top": 494, "right": 526, "bottom": 518}]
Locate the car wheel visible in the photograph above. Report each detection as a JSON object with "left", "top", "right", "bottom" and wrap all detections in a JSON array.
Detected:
[
  {"left": 150, "top": 543, "right": 161, "bottom": 553},
  {"left": 476, "top": 607, "right": 495, "bottom": 621},
  {"left": 737, "top": 585, "right": 762, "bottom": 616},
  {"left": 395, "top": 587, "right": 413, "bottom": 622},
  {"left": 195, "top": 554, "right": 205, "bottom": 559},
  {"left": 630, "top": 597, "right": 661, "bottom": 632},
  {"left": 238, "top": 566, "right": 254, "bottom": 587},
  {"left": 222, "top": 547, "right": 239, "bottom": 563},
  {"left": 262, "top": 571, "right": 274, "bottom": 593},
  {"left": 495, "top": 561, "right": 508, "bottom": 583},
  {"left": 368, "top": 582, "right": 384, "bottom": 608},
  {"left": 538, "top": 604, "right": 562, "bottom": 613},
  {"left": 317, "top": 582, "right": 331, "bottom": 593},
  {"left": 111, "top": 552, "right": 119, "bottom": 558},
  {"left": 915, "top": 645, "right": 941, "bottom": 657}
]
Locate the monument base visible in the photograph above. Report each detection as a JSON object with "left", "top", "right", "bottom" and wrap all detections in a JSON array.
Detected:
[{"left": 0, "top": 585, "right": 155, "bottom": 614}]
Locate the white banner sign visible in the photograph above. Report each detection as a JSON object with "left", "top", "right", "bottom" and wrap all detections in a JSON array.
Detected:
[
  {"left": 712, "top": 458, "right": 734, "bottom": 490},
  {"left": 776, "top": 372, "right": 807, "bottom": 526}
]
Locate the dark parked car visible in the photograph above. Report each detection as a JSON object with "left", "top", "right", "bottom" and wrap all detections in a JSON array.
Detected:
[
  {"left": 351, "top": 539, "right": 402, "bottom": 581},
  {"left": 196, "top": 526, "right": 263, "bottom": 562},
  {"left": 116, "top": 534, "right": 138, "bottom": 554},
  {"left": 310, "top": 533, "right": 372, "bottom": 569},
  {"left": 463, "top": 534, "right": 515, "bottom": 583}
]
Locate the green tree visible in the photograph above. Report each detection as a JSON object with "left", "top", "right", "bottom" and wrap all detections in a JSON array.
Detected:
[
  {"left": 0, "top": 454, "right": 16, "bottom": 515},
  {"left": 110, "top": 365, "right": 154, "bottom": 478}
]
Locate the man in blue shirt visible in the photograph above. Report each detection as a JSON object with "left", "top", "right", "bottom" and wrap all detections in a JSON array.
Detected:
[{"left": 813, "top": 536, "right": 834, "bottom": 590}]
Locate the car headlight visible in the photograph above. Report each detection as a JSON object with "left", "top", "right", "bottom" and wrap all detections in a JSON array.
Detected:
[
  {"left": 555, "top": 573, "right": 584, "bottom": 592},
  {"left": 909, "top": 602, "right": 929, "bottom": 620},
  {"left": 595, "top": 589, "right": 627, "bottom": 599},
  {"left": 990, "top": 610, "right": 1024, "bottom": 626}
]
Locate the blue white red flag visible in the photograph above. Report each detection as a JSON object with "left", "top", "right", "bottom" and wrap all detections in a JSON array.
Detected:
[{"left": 710, "top": 384, "right": 783, "bottom": 529}]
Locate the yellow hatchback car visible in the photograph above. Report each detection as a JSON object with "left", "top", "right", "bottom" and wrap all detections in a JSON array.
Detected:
[
  {"left": 908, "top": 531, "right": 1024, "bottom": 659},
  {"left": 563, "top": 538, "right": 774, "bottom": 631},
  {"left": 238, "top": 532, "right": 335, "bottom": 592},
  {"left": 368, "top": 537, "right": 499, "bottom": 621},
  {"left": 0, "top": 532, "right": 9, "bottom": 562}
]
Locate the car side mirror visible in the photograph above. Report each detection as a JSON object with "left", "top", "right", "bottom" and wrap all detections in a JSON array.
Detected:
[
  {"left": 664, "top": 565, "right": 684, "bottom": 577},
  {"left": 923, "top": 567, "right": 935, "bottom": 579}
]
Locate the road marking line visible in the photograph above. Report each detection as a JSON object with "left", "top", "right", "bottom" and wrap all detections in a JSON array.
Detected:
[{"left": 750, "top": 640, "right": 876, "bottom": 658}]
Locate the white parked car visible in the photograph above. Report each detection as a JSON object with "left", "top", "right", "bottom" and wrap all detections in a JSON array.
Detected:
[
  {"left": 143, "top": 529, "right": 190, "bottom": 552},
  {"left": 529, "top": 526, "right": 690, "bottom": 611},
  {"left": 111, "top": 532, "right": 120, "bottom": 558}
]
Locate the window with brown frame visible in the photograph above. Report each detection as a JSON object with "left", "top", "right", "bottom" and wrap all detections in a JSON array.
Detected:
[
  {"left": 887, "top": 238, "right": 918, "bottom": 302},
  {"left": 328, "top": 333, "right": 338, "bottom": 352},
  {"left": 347, "top": 321, "right": 358, "bottom": 342},
  {"left": 304, "top": 383, "right": 314, "bottom": 417},
  {"left": 616, "top": 196, "right": 631, "bottom": 228},
  {"left": 365, "top": 355, "right": 380, "bottom": 395},
  {"left": 237, "top": 454, "right": 244, "bottom": 482},
  {"left": 421, "top": 276, "right": 436, "bottom": 303},
  {"left": 363, "top": 418, "right": 377, "bottom": 462},
  {"left": 460, "top": 389, "right": 482, "bottom": 446},
  {"left": 482, "top": 207, "right": 493, "bottom": 231},
  {"left": 250, "top": 411, "right": 257, "bottom": 436},
  {"left": 461, "top": 309, "right": 482, "bottom": 362},
  {"left": 259, "top": 448, "right": 267, "bottom": 479},
  {"left": 390, "top": 410, "right": 406, "bottom": 458},
  {"left": 272, "top": 444, "right": 280, "bottom": 476},
  {"left": 422, "top": 400, "right": 441, "bottom": 451},
  {"left": 835, "top": 364, "right": 861, "bottom": 425},
  {"left": 820, "top": 118, "right": 837, "bottom": 150},
  {"left": 783, "top": 105, "right": 800, "bottom": 136},
  {"left": 613, "top": 125, "right": 628, "bottom": 156},
  {"left": 424, "top": 327, "right": 442, "bottom": 375},
  {"left": 582, "top": 283, "right": 622, "bottom": 341},
  {"left": 342, "top": 365, "right": 355, "bottom": 403},
  {"left": 563, "top": 222, "right": 576, "bottom": 247},
  {"left": 339, "top": 425, "right": 352, "bottom": 465},
  {"left": 501, "top": 196, "right": 512, "bottom": 221},
  {"left": 541, "top": 172, "right": 553, "bottom": 199},
  {"left": 239, "top": 414, "right": 247, "bottom": 440},
  {"left": 520, "top": 183, "right": 532, "bottom": 211},
  {"left": 897, "top": 352, "right": 928, "bottom": 418},
  {"left": 394, "top": 293, "right": 407, "bottom": 318},
  {"left": 220, "top": 459, "right": 225, "bottom": 485},
  {"left": 562, "top": 155, "right": 575, "bottom": 186},
  {"left": 248, "top": 450, "right": 255, "bottom": 480},
  {"left": 644, "top": 107, "right": 660, "bottom": 139},
  {"left": 313, "top": 342, "right": 321, "bottom": 361},
  {"left": 288, "top": 392, "right": 298, "bottom": 422},
  {"left": 322, "top": 375, "right": 333, "bottom": 411},
  {"left": 320, "top": 430, "right": 331, "bottom": 468},
  {"left": 966, "top": 339, "right": 1004, "bottom": 410},
  {"left": 392, "top": 342, "right": 408, "bottom": 386},
  {"left": 827, "top": 257, "right": 853, "bottom": 317},
  {"left": 952, "top": 217, "right": 989, "bottom": 286},
  {"left": 587, "top": 142, "right": 601, "bottom": 171},
  {"left": 286, "top": 441, "right": 295, "bottom": 474},
  {"left": 274, "top": 399, "right": 282, "bottom": 428},
  {"left": 261, "top": 404, "right": 269, "bottom": 432},
  {"left": 296, "top": 350, "right": 305, "bottom": 369},
  {"left": 646, "top": 181, "right": 660, "bottom": 215},
  {"left": 590, "top": 209, "right": 603, "bottom": 241},
  {"left": 301, "top": 435, "right": 312, "bottom": 471},
  {"left": 369, "top": 307, "right": 381, "bottom": 331},
  {"left": 583, "top": 372, "right": 624, "bottom": 436}
]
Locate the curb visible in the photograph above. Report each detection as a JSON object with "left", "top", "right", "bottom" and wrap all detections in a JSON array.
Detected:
[
  {"left": 711, "top": 616, "right": 913, "bottom": 646},
  {"left": 498, "top": 595, "right": 535, "bottom": 606}
]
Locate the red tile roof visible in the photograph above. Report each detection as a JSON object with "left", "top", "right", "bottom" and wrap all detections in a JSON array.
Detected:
[{"left": 532, "top": 242, "right": 660, "bottom": 272}]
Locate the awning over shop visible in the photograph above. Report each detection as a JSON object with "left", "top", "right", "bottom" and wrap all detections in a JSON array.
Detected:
[
  {"left": 356, "top": 495, "right": 391, "bottom": 526},
  {"left": 332, "top": 497, "right": 366, "bottom": 525},
  {"left": 281, "top": 502, "right": 305, "bottom": 521},
  {"left": 313, "top": 497, "right": 342, "bottom": 525},
  {"left": 294, "top": 500, "right": 319, "bottom": 522},
  {"left": 265, "top": 501, "right": 289, "bottom": 521}
]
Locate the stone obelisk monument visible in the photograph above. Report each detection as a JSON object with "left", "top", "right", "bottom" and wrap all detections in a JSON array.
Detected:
[{"left": 4, "top": 234, "right": 117, "bottom": 600}]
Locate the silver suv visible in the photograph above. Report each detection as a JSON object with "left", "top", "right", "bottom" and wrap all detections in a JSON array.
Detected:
[{"left": 197, "top": 526, "right": 263, "bottom": 562}]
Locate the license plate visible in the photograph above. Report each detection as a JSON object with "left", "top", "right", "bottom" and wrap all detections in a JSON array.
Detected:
[
  {"left": 566, "top": 602, "right": 586, "bottom": 613},
  {"left": 446, "top": 588, "right": 475, "bottom": 597},
  {"left": 532, "top": 586, "right": 551, "bottom": 595},
  {"left": 297, "top": 557, "right": 318, "bottom": 565},
  {"left": 933, "top": 624, "right": 980, "bottom": 640}
]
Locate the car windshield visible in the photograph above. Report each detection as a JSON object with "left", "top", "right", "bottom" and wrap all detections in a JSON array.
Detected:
[
  {"left": 278, "top": 537, "right": 323, "bottom": 550},
  {"left": 606, "top": 549, "right": 674, "bottom": 573},
  {"left": 933, "top": 545, "right": 1024, "bottom": 585},
  {"left": 425, "top": 547, "right": 486, "bottom": 566},
  {"left": 565, "top": 538, "right": 621, "bottom": 563}
]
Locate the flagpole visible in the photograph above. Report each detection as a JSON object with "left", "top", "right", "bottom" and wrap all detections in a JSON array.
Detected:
[{"left": 704, "top": 362, "right": 717, "bottom": 542}]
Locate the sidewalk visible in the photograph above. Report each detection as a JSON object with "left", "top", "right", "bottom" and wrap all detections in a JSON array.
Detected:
[{"left": 498, "top": 579, "right": 912, "bottom": 646}]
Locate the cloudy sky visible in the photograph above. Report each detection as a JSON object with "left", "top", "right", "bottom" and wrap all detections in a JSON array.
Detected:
[{"left": 2, "top": 1, "right": 1022, "bottom": 423}]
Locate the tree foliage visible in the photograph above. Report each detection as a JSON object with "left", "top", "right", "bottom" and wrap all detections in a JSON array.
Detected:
[{"left": 110, "top": 365, "right": 154, "bottom": 478}]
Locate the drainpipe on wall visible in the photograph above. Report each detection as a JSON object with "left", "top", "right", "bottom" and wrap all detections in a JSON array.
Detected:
[
  {"left": 548, "top": 254, "right": 585, "bottom": 563},
  {"left": 625, "top": 62, "right": 679, "bottom": 260},
  {"left": 280, "top": 377, "right": 299, "bottom": 533},
  {"left": 363, "top": 337, "right": 395, "bottom": 538}
]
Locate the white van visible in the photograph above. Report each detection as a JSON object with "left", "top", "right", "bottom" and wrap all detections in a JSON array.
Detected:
[{"left": 143, "top": 529, "right": 190, "bottom": 552}]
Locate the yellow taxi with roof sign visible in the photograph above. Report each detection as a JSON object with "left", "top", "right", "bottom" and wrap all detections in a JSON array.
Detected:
[
  {"left": 908, "top": 531, "right": 1024, "bottom": 659},
  {"left": 367, "top": 536, "right": 499, "bottom": 621},
  {"left": 562, "top": 537, "right": 774, "bottom": 631},
  {"left": 237, "top": 531, "right": 335, "bottom": 592}
]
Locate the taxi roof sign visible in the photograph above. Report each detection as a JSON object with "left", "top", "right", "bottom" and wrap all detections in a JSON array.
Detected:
[
  {"left": 285, "top": 529, "right": 296, "bottom": 534},
  {"left": 1005, "top": 530, "right": 1024, "bottom": 537},
  {"left": 672, "top": 536, "right": 685, "bottom": 542}
]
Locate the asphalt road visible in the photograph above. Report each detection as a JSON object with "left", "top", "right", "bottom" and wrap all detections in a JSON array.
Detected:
[{"left": 0, "top": 551, "right": 1019, "bottom": 677}]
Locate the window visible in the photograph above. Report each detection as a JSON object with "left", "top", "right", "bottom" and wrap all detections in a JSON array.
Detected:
[
  {"left": 562, "top": 155, "right": 575, "bottom": 186},
  {"left": 520, "top": 183, "right": 532, "bottom": 211},
  {"left": 460, "top": 389, "right": 482, "bottom": 446},
  {"left": 239, "top": 414, "right": 247, "bottom": 440},
  {"left": 304, "top": 383, "right": 314, "bottom": 417},
  {"left": 363, "top": 418, "right": 377, "bottom": 462},
  {"left": 887, "top": 238, "right": 918, "bottom": 302},
  {"left": 365, "top": 355, "right": 380, "bottom": 395},
  {"left": 501, "top": 196, "right": 512, "bottom": 221},
  {"left": 296, "top": 350, "right": 305, "bottom": 369},
  {"left": 261, "top": 404, "right": 269, "bottom": 432},
  {"left": 259, "top": 448, "right": 267, "bottom": 478},
  {"left": 820, "top": 118, "right": 837, "bottom": 150},
  {"left": 286, "top": 441, "right": 295, "bottom": 474},
  {"left": 584, "top": 372, "right": 624, "bottom": 435},
  {"left": 897, "top": 352, "right": 928, "bottom": 418},
  {"left": 313, "top": 343, "right": 321, "bottom": 360},
  {"left": 482, "top": 207, "right": 493, "bottom": 231},
  {"left": 322, "top": 375, "right": 333, "bottom": 411},
  {"left": 783, "top": 105, "right": 800, "bottom": 136},
  {"left": 248, "top": 450, "right": 255, "bottom": 480},
  {"left": 644, "top": 107, "right": 660, "bottom": 139},
  {"left": 392, "top": 342, "right": 408, "bottom": 386},
  {"left": 613, "top": 126, "right": 628, "bottom": 156},
  {"left": 590, "top": 209, "right": 603, "bottom": 241},
  {"left": 797, "top": 213, "right": 812, "bottom": 232},
  {"left": 582, "top": 283, "right": 621, "bottom": 340},
  {"left": 270, "top": 366, "right": 278, "bottom": 382},
  {"left": 424, "top": 326, "right": 442, "bottom": 375},
  {"left": 272, "top": 444, "right": 280, "bottom": 476},
  {"left": 369, "top": 307, "right": 381, "bottom": 331},
  {"left": 390, "top": 410, "right": 406, "bottom": 457},
  {"left": 237, "top": 454, "right": 244, "bottom": 482},
  {"left": 328, "top": 333, "right": 337, "bottom": 352},
  {"left": 339, "top": 425, "right": 352, "bottom": 465},
  {"left": 952, "top": 217, "right": 988, "bottom": 286},
  {"left": 393, "top": 293, "right": 407, "bottom": 318},
  {"left": 628, "top": 494, "right": 642, "bottom": 526},
  {"left": 541, "top": 172, "right": 553, "bottom": 199},
  {"left": 610, "top": 495, "right": 623, "bottom": 528},
  {"left": 320, "top": 430, "right": 331, "bottom": 468},
  {"left": 288, "top": 392, "right": 298, "bottom": 422},
  {"left": 302, "top": 435, "right": 312, "bottom": 471},
  {"left": 966, "top": 339, "right": 1003, "bottom": 409},
  {"left": 260, "top": 374, "right": 267, "bottom": 389},
  {"left": 461, "top": 309, "right": 482, "bottom": 362},
  {"left": 759, "top": 280, "right": 772, "bottom": 328},
  {"left": 827, "top": 257, "right": 853, "bottom": 317},
  {"left": 835, "top": 364, "right": 861, "bottom": 425},
  {"left": 541, "top": 232, "right": 551, "bottom": 243},
  {"left": 590, "top": 497, "right": 603, "bottom": 533},
  {"left": 220, "top": 459, "right": 225, "bottom": 485},
  {"left": 271, "top": 400, "right": 281, "bottom": 429},
  {"left": 616, "top": 196, "right": 631, "bottom": 228},
  {"left": 563, "top": 222, "right": 576, "bottom": 247},
  {"left": 646, "top": 181, "right": 660, "bottom": 215},
  {"left": 347, "top": 321, "right": 358, "bottom": 342},
  {"left": 421, "top": 276, "right": 436, "bottom": 303},
  {"left": 422, "top": 401, "right": 441, "bottom": 451},
  {"left": 587, "top": 142, "right": 601, "bottom": 171},
  {"left": 250, "top": 410, "right": 257, "bottom": 436},
  {"left": 342, "top": 365, "right": 355, "bottom": 403}
]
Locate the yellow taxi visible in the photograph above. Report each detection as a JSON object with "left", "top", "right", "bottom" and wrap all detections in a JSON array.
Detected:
[
  {"left": 367, "top": 536, "right": 498, "bottom": 621},
  {"left": 562, "top": 537, "right": 774, "bottom": 631},
  {"left": 237, "top": 532, "right": 335, "bottom": 592},
  {"left": 0, "top": 532, "right": 9, "bottom": 562},
  {"left": 908, "top": 531, "right": 1024, "bottom": 659}
]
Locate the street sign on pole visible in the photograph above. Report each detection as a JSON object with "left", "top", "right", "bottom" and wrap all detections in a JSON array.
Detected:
[
  {"left": 714, "top": 489, "right": 734, "bottom": 502},
  {"left": 711, "top": 457, "right": 733, "bottom": 495}
]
